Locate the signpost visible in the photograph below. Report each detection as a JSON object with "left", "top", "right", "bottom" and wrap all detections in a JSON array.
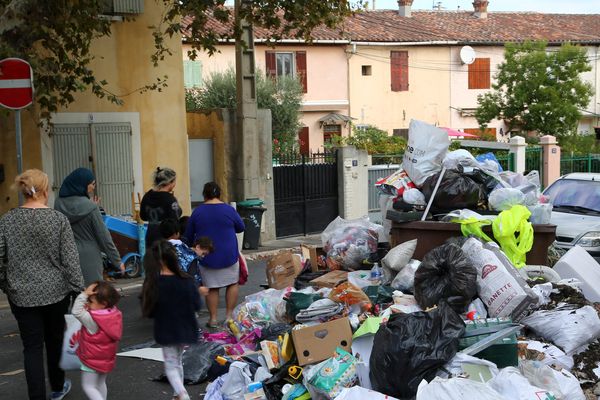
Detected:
[{"left": 0, "top": 58, "right": 34, "bottom": 204}]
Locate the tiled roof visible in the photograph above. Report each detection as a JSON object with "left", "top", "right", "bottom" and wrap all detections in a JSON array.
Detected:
[{"left": 183, "top": 9, "right": 600, "bottom": 45}]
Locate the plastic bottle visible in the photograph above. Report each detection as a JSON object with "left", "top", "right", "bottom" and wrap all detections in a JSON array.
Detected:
[{"left": 370, "top": 262, "right": 383, "bottom": 285}]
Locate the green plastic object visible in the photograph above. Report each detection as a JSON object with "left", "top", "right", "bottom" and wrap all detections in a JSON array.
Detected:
[
  {"left": 362, "top": 285, "right": 395, "bottom": 306},
  {"left": 492, "top": 205, "right": 533, "bottom": 268},
  {"left": 459, "top": 318, "right": 518, "bottom": 368},
  {"left": 238, "top": 198, "right": 264, "bottom": 207},
  {"left": 453, "top": 217, "right": 494, "bottom": 243},
  {"left": 352, "top": 317, "right": 383, "bottom": 339}
]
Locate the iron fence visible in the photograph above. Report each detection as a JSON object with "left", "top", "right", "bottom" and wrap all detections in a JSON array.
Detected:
[{"left": 560, "top": 154, "right": 600, "bottom": 175}]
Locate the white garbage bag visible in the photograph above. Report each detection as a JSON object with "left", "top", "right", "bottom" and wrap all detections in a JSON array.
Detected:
[
  {"left": 416, "top": 377, "right": 505, "bottom": 400},
  {"left": 402, "top": 119, "right": 450, "bottom": 186},
  {"left": 489, "top": 367, "right": 555, "bottom": 400},
  {"left": 520, "top": 360, "right": 585, "bottom": 400}
]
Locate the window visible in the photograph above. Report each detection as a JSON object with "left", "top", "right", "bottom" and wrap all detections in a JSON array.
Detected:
[
  {"left": 323, "top": 124, "right": 341, "bottom": 144},
  {"left": 299, "top": 127, "right": 310, "bottom": 155},
  {"left": 183, "top": 60, "right": 203, "bottom": 89},
  {"left": 390, "top": 51, "right": 409, "bottom": 92},
  {"left": 468, "top": 58, "right": 490, "bottom": 89},
  {"left": 266, "top": 51, "right": 307, "bottom": 93},
  {"left": 362, "top": 65, "right": 372, "bottom": 76},
  {"left": 393, "top": 128, "right": 409, "bottom": 139}
]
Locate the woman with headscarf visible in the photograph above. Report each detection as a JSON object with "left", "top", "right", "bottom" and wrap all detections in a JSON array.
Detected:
[
  {"left": 140, "top": 167, "right": 182, "bottom": 247},
  {"left": 54, "top": 168, "right": 124, "bottom": 286}
]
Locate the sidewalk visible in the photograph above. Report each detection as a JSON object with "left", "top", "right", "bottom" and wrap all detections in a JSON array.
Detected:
[{"left": 244, "top": 233, "right": 322, "bottom": 260}]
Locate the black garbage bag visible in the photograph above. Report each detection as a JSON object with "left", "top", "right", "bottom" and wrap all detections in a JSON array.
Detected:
[
  {"left": 294, "top": 270, "right": 328, "bottom": 290},
  {"left": 285, "top": 292, "right": 322, "bottom": 321},
  {"left": 362, "top": 285, "right": 395, "bottom": 306},
  {"left": 462, "top": 167, "right": 500, "bottom": 196},
  {"left": 152, "top": 340, "right": 225, "bottom": 385},
  {"left": 421, "top": 169, "right": 485, "bottom": 213},
  {"left": 369, "top": 301, "right": 466, "bottom": 398},
  {"left": 259, "top": 323, "right": 292, "bottom": 342},
  {"left": 413, "top": 242, "right": 477, "bottom": 313},
  {"left": 263, "top": 357, "right": 300, "bottom": 400}
]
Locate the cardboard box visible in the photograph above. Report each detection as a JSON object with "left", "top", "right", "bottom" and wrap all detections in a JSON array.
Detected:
[
  {"left": 300, "top": 244, "right": 327, "bottom": 272},
  {"left": 292, "top": 317, "right": 353, "bottom": 366},
  {"left": 266, "top": 252, "right": 303, "bottom": 289},
  {"left": 309, "top": 270, "right": 348, "bottom": 288}
]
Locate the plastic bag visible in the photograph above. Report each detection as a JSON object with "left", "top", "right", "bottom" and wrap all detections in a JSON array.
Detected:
[
  {"left": 234, "top": 288, "right": 292, "bottom": 326},
  {"left": 295, "top": 299, "right": 344, "bottom": 323},
  {"left": 520, "top": 360, "right": 585, "bottom": 400},
  {"left": 321, "top": 217, "right": 379, "bottom": 271},
  {"left": 403, "top": 188, "right": 426, "bottom": 206},
  {"left": 528, "top": 203, "right": 552, "bottom": 224},
  {"left": 391, "top": 259, "right": 420, "bottom": 293},
  {"left": 375, "top": 169, "right": 416, "bottom": 197},
  {"left": 476, "top": 153, "right": 503, "bottom": 173},
  {"left": 402, "top": 119, "right": 450, "bottom": 186},
  {"left": 416, "top": 377, "right": 505, "bottom": 400},
  {"left": 442, "top": 149, "right": 478, "bottom": 169},
  {"left": 379, "top": 195, "right": 395, "bottom": 243},
  {"left": 421, "top": 169, "right": 486, "bottom": 213},
  {"left": 369, "top": 301, "right": 466, "bottom": 398},
  {"left": 221, "top": 361, "right": 252, "bottom": 400},
  {"left": 489, "top": 188, "right": 525, "bottom": 211},
  {"left": 443, "top": 353, "right": 499, "bottom": 381},
  {"left": 381, "top": 239, "right": 417, "bottom": 284},
  {"left": 334, "top": 386, "right": 398, "bottom": 400},
  {"left": 489, "top": 367, "right": 554, "bottom": 400},
  {"left": 518, "top": 340, "right": 574, "bottom": 371},
  {"left": 259, "top": 323, "right": 292, "bottom": 343},
  {"left": 308, "top": 348, "right": 358, "bottom": 400},
  {"left": 329, "top": 282, "right": 371, "bottom": 310},
  {"left": 347, "top": 270, "right": 372, "bottom": 289},
  {"left": 285, "top": 292, "right": 323, "bottom": 322},
  {"left": 521, "top": 304, "right": 600, "bottom": 354},
  {"left": 413, "top": 242, "right": 477, "bottom": 313},
  {"left": 59, "top": 314, "right": 82, "bottom": 371},
  {"left": 183, "top": 341, "right": 226, "bottom": 384},
  {"left": 461, "top": 238, "right": 537, "bottom": 321},
  {"left": 205, "top": 375, "right": 226, "bottom": 400},
  {"left": 362, "top": 286, "right": 394, "bottom": 306}
]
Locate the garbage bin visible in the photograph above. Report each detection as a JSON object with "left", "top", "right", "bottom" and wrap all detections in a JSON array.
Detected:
[{"left": 237, "top": 199, "right": 266, "bottom": 250}]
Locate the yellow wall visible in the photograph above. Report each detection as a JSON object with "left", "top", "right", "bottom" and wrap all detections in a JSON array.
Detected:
[
  {"left": 348, "top": 45, "right": 451, "bottom": 133},
  {"left": 0, "top": 1, "right": 190, "bottom": 214}
]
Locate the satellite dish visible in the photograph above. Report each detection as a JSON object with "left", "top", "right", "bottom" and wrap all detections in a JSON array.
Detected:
[{"left": 460, "top": 46, "right": 476, "bottom": 65}]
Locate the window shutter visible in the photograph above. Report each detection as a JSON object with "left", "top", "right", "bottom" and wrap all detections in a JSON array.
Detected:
[
  {"left": 468, "top": 58, "right": 490, "bottom": 89},
  {"left": 299, "top": 127, "right": 309, "bottom": 155},
  {"left": 191, "top": 61, "right": 203, "bottom": 87},
  {"left": 391, "top": 51, "right": 408, "bottom": 92},
  {"left": 295, "top": 51, "right": 307, "bottom": 93},
  {"left": 183, "top": 60, "right": 193, "bottom": 88},
  {"left": 265, "top": 51, "right": 276, "bottom": 78}
]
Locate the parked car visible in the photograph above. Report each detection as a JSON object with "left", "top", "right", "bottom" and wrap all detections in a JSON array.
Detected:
[{"left": 542, "top": 173, "right": 600, "bottom": 262}]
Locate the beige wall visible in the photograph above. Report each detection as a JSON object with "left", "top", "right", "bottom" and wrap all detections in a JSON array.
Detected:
[
  {"left": 348, "top": 45, "right": 451, "bottom": 134},
  {"left": 184, "top": 43, "right": 350, "bottom": 151},
  {"left": 1, "top": 1, "right": 190, "bottom": 215}
]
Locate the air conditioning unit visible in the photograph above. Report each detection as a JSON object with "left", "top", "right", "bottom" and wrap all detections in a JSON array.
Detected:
[{"left": 101, "top": 0, "right": 144, "bottom": 15}]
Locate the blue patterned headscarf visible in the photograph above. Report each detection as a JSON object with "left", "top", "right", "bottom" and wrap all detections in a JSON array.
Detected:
[{"left": 59, "top": 168, "right": 95, "bottom": 198}]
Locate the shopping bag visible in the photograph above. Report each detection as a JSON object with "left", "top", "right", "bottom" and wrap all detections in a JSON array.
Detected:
[
  {"left": 238, "top": 253, "right": 248, "bottom": 285},
  {"left": 59, "top": 314, "right": 82, "bottom": 371}
]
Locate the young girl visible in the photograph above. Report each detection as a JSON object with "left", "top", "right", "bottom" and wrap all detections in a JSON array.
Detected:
[
  {"left": 72, "top": 281, "right": 122, "bottom": 400},
  {"left": 141, "top": 240, "right": 201, "bottom": 400}
]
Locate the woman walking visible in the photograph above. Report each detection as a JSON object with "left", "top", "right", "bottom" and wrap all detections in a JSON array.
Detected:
[
  {"left": 184, "top": 182, "right": 244, "bottom": 328},
  {"left": 0, "top": 169, "right": 84, "bottom": 400},
  {"left": 54, "top": 168, "right": 124, "bottom": 286},
  {"left": 140, "top": 167, "right": 182, "bottom": 248},
  {"left": 141, "top": 240, "right": 200, "bottom": 400}
]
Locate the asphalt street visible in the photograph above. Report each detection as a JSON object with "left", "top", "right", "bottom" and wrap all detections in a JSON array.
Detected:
[{"left": 0, "top": 259, "right": 268, "bottom": 400}]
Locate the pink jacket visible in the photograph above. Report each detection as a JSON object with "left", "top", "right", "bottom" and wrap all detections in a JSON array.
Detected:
[{"left": 76, "top": 307, "right": 123, "bottom": 373}]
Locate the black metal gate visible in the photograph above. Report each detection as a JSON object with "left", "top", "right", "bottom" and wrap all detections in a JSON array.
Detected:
[{"left": 273, "top": 151, "right": 338, "bottom": 238}]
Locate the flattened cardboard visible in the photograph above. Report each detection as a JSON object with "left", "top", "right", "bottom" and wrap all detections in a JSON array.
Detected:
[
  {"left": 292, "top": 317, "right": 353, "bottom": 366},
  {"left": 266, "top": 252, "right": 303, "bottom": 289},
  {"left": 309, "top": 270, "right": 348, "bottom": 288}
]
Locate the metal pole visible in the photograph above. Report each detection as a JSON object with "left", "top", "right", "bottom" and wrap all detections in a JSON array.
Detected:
[{"left": 15, "top": 109, "right": 23, "bottom": 205}]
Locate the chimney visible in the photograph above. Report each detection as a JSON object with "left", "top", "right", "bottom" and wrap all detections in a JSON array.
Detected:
[
  {"left": 473, "top": 0, "right": 489, "bottom": 18},
  {"left": 398, "top": 0, "right": 414, "bottom": 17}
]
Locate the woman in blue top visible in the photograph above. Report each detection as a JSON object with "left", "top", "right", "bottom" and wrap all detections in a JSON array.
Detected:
[{"left": 184, "top": 182, "right": 244, "bottom": 328}]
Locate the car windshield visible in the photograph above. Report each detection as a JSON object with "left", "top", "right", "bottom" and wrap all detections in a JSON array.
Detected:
[{"left": 544, "top": 179, "right": 600, "bottom": 214}]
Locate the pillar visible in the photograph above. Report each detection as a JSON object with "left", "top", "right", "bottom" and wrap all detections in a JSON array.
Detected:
[
  {"left": 337, "top": 146, "right": 369, "bottom": 219},
  {"left": 509, "top": 136, "right": 527, "bottom": 174},
  {"left": 540, "top": 135, "right": 561, "bottom": 187}
]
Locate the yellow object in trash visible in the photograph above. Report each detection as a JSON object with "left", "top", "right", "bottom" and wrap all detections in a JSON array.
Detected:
[
  {"left": 492, "top": 205, "right": 533, "bottom": 268},
  {"left": 280, "top": 333, "right": 294, "bottom": 363},
  {"left": 453, "top": 217, "right": 493, "bottom": 243},
  {"left": 288, "top": 365, "right": 303, "bottom": 380}
]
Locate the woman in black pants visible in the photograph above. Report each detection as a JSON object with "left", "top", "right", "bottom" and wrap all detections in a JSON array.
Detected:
[{"left": 0, "top": 169, "right": 84, "bottom": 400}]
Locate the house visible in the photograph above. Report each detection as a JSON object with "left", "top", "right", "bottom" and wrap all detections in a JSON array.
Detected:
[
  {"left": 181, "top": 16, "right": 352, "bottom": 152},
  {"left": 0, "top": 0, "right": 190, "bottom": 215}
]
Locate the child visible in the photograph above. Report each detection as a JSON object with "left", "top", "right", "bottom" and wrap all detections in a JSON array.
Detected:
[
  {"left": 141, "top": 240, "right": 201, "bottom": 400},
  {"left": 72, "top": 281, "right": 122, "bottom": 400}
]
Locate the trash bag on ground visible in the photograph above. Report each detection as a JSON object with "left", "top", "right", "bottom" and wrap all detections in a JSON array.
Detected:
[
  {"left": 416, "top": 377, "right": 505, "bottom": 400},
  {"left": 362, "top": 285, "right": 394, "bottom": 306},
  {"left": 329, "top": 282, "right": 372, "bottom": 311},
  {"left": 402, "top": 119, "right": 450, "bottom": 186},
  {"left": 285, "top": 292, "right": 323, "bottom": 322},
  {"left": 381, "top": 239, "right": 417, "bottom": 284},
  {"left": 443, "top": 353, "right": 499, "bottom": 381},
  {"left": 369, "top": 301, "right": 466, "bottom": 398},
  {"left": 334, "top": 386, "right": 399, "bottom": 400},
  {"left": 521, "top": 304, "right": 600, "bottom": 354},
  {"left": 518, "top": 340, "right": 574, "bottom": 371},
  {"left": 413, "top": 242, "right": 477, "bottom": 313},
  {"left": 520, "top": 360, "right": 585, "bottom": 400},
  {"left": 321, "top": 216, "right": 379, "bottom": 271},
  {"left": 295, "top": 270, "right": 329, "bottom": 290},
  {"left": 308, "top": 347, "right": 358, "bottom": 400},
  {"left": 347, "top": 270, "right": 372, "bottom": 289},
  {"left": 221, "top": 361, "right": 252, "bottom": 400},
  {"left": 183, "top": 341, "right": 226, "bottom": 384},
  {"left": 488, "top": 188, "right": 526, "bottom": 211},
  {"left": 421, "top": 169, "right": 486, "bottom": 213},
  {"left": 461, "top": 238, "right": 537, "bottom": 321},
  {"left": 205, "top": 375, "right": 226, "bottom": 400},
  {"left": 263, "top": 358, "right": 302, "bottom": 400},
  {"left": 259, "top": 323, "right": 292, "bottom": 342},
  {"left": 488, "top": 367, "right": 554, "bottom": 400},
  {"left": 391, "top": 259, "right": 420, "bottom": 293}
]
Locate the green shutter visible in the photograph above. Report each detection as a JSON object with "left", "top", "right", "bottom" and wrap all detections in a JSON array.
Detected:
[
  {"left": 183, "top": 60, "right": 193, "bottom": 88},
  {"left": 191, "top": 61, "right": 203, "bottom": 88}
]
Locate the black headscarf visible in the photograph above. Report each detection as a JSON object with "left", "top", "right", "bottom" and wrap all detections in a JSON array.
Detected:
[{"left": 58, "top": 168, "right": 95, "bottom": 198}]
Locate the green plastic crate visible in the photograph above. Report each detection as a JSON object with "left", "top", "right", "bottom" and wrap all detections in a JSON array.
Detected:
[{"left": 459, "top": 318, "right": 518, "bottom": 368}]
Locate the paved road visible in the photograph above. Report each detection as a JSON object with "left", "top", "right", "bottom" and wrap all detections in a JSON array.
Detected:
[{"left": 0, "top": 259, "right": 268, "bottom": 399}]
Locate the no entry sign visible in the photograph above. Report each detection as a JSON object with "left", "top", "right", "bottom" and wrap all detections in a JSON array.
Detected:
[{"left": 0, "top": 58, "right": 34, "bottom": 110}]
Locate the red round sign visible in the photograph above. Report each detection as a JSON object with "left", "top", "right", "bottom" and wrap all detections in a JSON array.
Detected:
[{"left": 0, "top": 58, "right": 34, "bottom": 110}]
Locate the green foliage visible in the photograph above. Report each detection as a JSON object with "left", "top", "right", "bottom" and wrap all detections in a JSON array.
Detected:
[
  {"left": 476, "top": 41, "right": 593, "bottom": 137},
  {"left": 0, "top": 0, "right": 361, "bottom": 120},
  {"left": 186, "top": 68, "right": 303, "bottom": 150},
  {"left": 327, "top": 125, "right": 407, "bottom": 155},
  {"left": 558, "top": 133, "right": 600, "bottom": 155}
]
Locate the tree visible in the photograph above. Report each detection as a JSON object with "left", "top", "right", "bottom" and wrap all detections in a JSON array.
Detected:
[
  {"left": 0, "top": 0, "right": 361, "bottom": 120},
  {"left": 186, "top": 68, "right": 303, "bottom": 150},
  {"left": 475, "top": 41, "right": 593, "bottom": 137}
]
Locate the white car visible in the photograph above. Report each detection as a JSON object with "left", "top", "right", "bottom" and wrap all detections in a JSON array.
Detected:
[{"left": 543, "top": 173, "right": 600, "bottom": 262}]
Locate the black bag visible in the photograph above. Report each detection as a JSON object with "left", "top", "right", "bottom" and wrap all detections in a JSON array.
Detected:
[
  {"left": 413, "top": 242, "right": 477, "bottom": 313},
  {"left": 152, "top": 340, "right": 225, "bottom": 385},
  {"left": 294, "top": 270, "right": 328, "bottom": 290},
  {"left": 369, "top": 301, "right": 466, "bottom": 398},
  {"left": 259, "top": 323, "right": 292, "bottom": 342},
  {"left": 421, "top": 169, "right": 485, "bottom": 213}
]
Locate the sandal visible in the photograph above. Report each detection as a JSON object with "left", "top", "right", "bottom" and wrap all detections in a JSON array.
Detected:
[{"left": 206, "top": 320, "right": 219, "bottom": 329}]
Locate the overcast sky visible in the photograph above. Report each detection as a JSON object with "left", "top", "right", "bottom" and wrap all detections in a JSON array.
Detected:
[{"left": 374, "top": 0, "right": 600, "bottom": 13}]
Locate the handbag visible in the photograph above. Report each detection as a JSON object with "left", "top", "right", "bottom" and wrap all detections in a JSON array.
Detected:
[
  {"left": 238, "top": 253, "right": 248, "bottom": 285},
  {"left": 59, "top": 314, "right": 82, "bottom": 371}
]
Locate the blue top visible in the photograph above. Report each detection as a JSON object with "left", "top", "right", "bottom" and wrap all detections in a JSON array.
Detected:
[
  {"left": 168, "top": 239, "right": 203, "bottom": 287},
  {"left": 184, "top": 203, "right": 245, "bottom": 269},
  {"left": 151, "top": 275, "right": 200, "bottom": 346}
]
